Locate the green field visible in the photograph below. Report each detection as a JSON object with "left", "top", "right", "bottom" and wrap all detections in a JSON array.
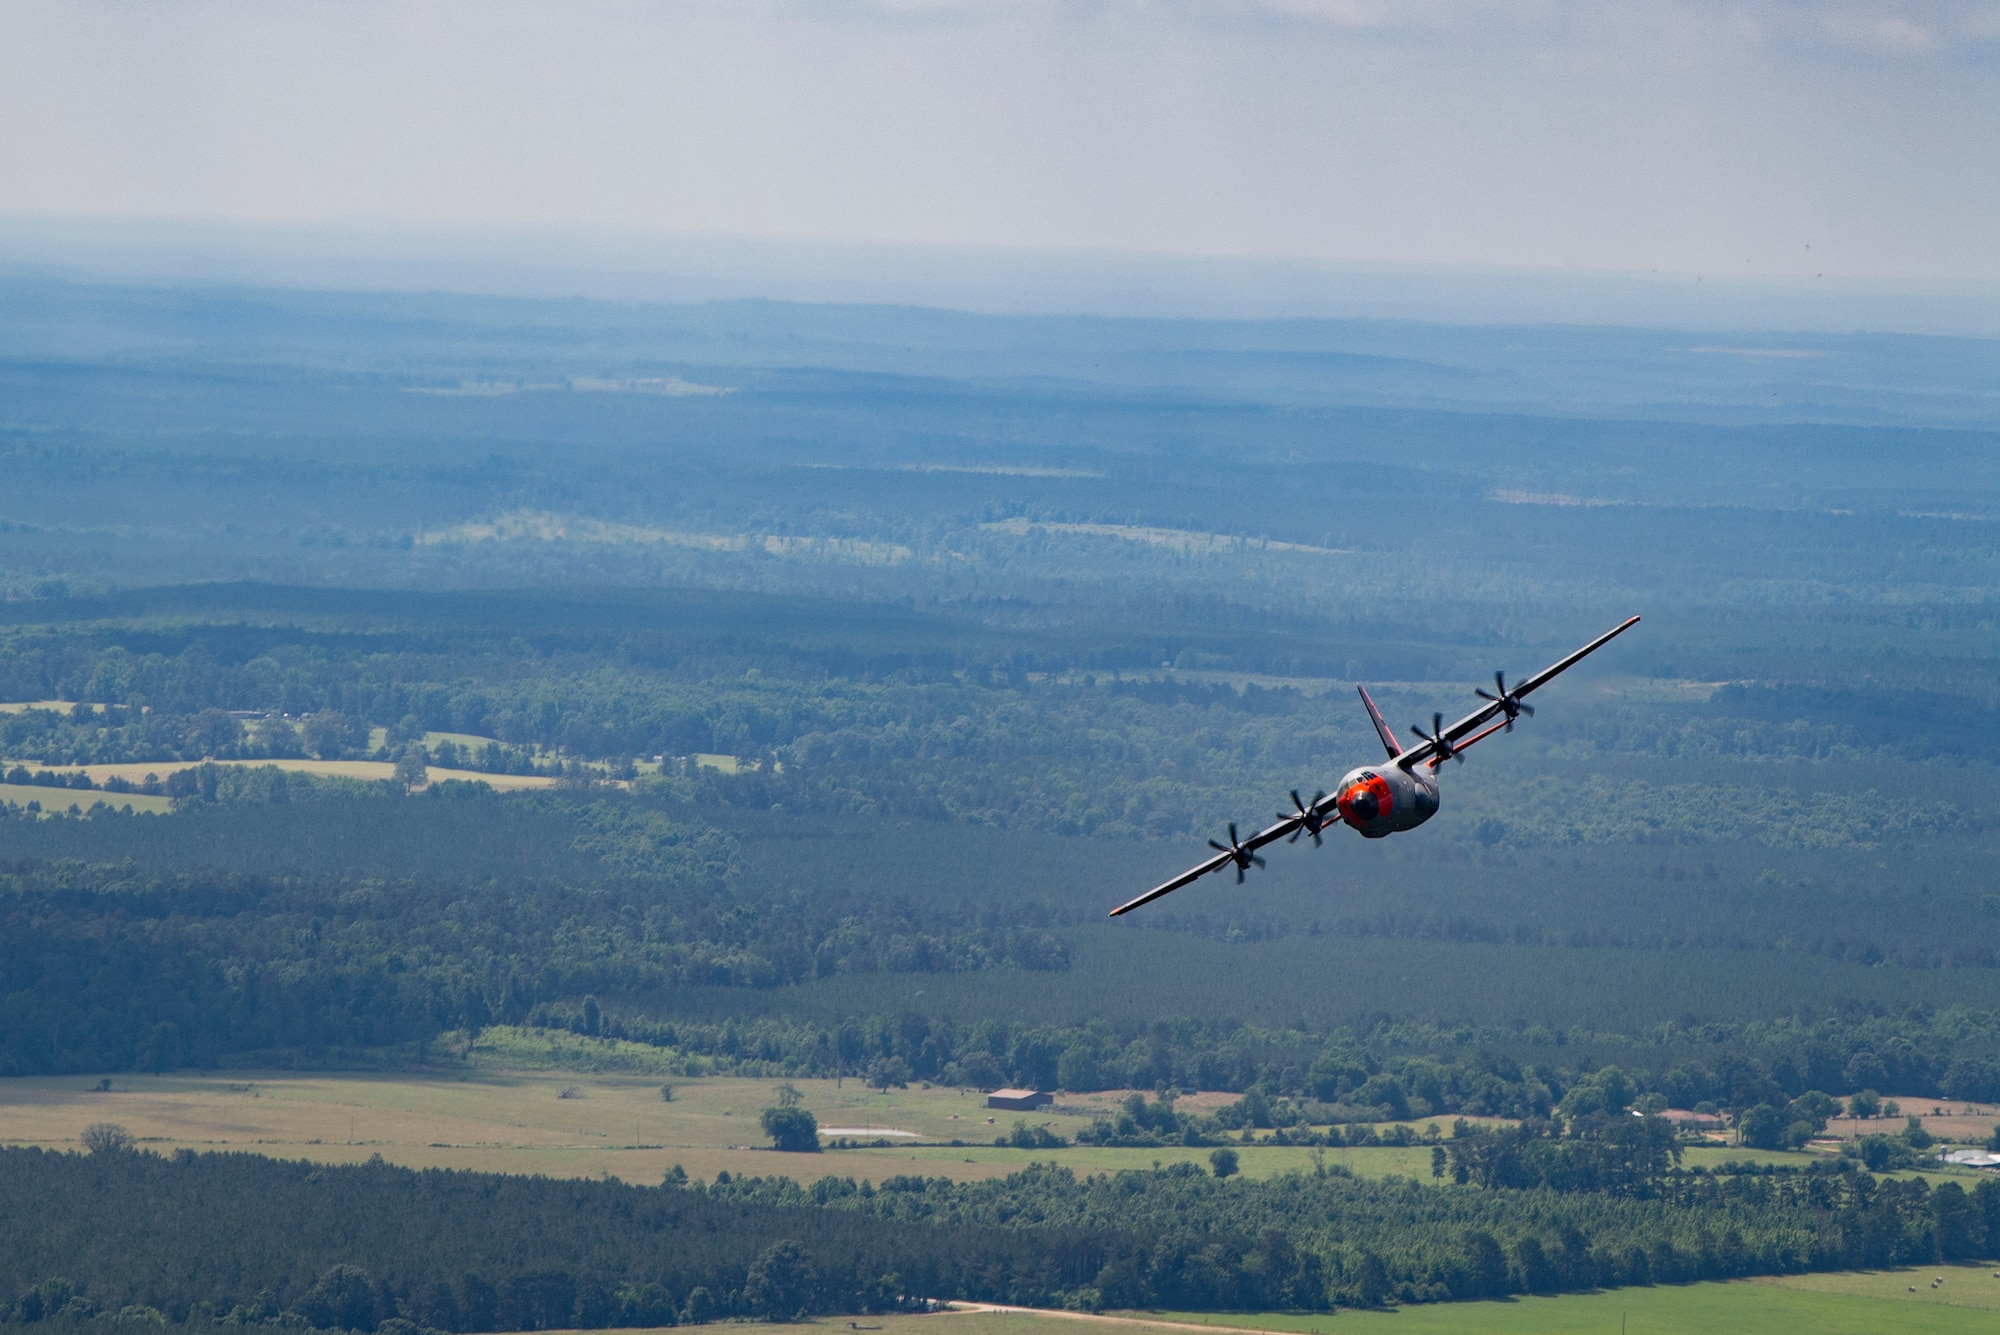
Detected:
[
  {"left": 1139, "top": 1263, "right": 2000, "bottom": 1332},
  {"left": 0, "top": 782, "right": 173, "bottom": 814},
  {"left": 4, "top": 757, "right": 557, "bottom": 793},
  {"left": 0, "top": 1064, "right": 1439, "bottom": 1185},
  {"left": 7, "top": 1060, "right": 1985, "bottom": 1192}
]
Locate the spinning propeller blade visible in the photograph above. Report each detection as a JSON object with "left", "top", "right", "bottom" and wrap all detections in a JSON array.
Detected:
[
  {"left": 1410, "top": 712, "right": 1462, "bottom": 764},
  {"left": 1284, "top": 789, "right": 1328, "bottom": 846},
  {"left": 1474, "top": 671, "right": 1535, "bottom": 730},
  {"left": 1207, "top": 822, "right": 1266, "bottom": 883}
]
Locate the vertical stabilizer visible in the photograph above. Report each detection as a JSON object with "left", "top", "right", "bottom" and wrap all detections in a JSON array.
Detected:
[{"left": 1356, "top": 685, "right": 1402, "bottom": 759}]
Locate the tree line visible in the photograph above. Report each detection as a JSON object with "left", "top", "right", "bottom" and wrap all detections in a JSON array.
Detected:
[
  {"left": 4, "top": 1141, "right": 1999, "bottom": 1329},
  {"left": 2, "top": 797, "right": 1999, "bottom": 1113}
]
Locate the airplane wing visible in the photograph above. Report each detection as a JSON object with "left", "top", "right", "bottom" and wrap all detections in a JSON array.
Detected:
[
  {"left": 1506, "top": 614, "right": 1643, "bottom": 701},
  {"left": 1395, "top": 615, "right": 1641, "bottom": 769},
  {"left": 1106, "top": 848, "right": 1239, "bottom": 917},
  {"left": 1107, "top": 808, "right": 1314, "bottom": 917}
]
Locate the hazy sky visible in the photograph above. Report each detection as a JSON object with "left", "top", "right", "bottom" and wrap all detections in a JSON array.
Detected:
[{"left": 3, "top": 1, "right": 1997, "bottom": 282}]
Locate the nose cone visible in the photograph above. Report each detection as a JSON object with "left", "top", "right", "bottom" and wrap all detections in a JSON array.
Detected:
[{"left": 1335, "top": 767, "right": 1394, "bottom": 833}]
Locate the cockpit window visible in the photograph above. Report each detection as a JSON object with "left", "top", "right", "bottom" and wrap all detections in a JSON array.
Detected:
[{"left": 1338, "top": 773, "right": 1394, "bottom": 829}]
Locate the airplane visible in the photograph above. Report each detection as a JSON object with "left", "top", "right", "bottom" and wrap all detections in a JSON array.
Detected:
[{"left": 1109, "top": 616, "right": 1640, "bottom": 917}]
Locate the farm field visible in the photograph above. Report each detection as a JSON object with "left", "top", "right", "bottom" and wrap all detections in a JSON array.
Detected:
[
  {"left": 1, "top": 757, "right": 558, "bottom": 791},
  {"left": 7, "top": 1060, "right": 1960, "bottom": 1190},
  {"left": 0, "top": 1067, "right": 1524, "bottom": 1186},
  {"left": 0, "top": 781, "right": 173, "bottom": 814},
  {"left": 1827, "top": 1101, "right": 2000, "bottom": 1144},
  {"left": 1134, "top": 1262, "right": 2000, "bottom": 1332},
  {"left": 631, "top": 1271, "right": 2000, "bottom": 1335}
]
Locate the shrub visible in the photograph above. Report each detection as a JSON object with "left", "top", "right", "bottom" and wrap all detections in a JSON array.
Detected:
[{"left": 81, "top": 1124, "right": 134, "bottom": 1155}]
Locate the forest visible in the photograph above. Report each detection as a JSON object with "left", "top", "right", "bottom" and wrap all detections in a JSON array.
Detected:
[
  {"left": 2, "top": 1139, "right": 1997, "bottom": 1328},
  {"left": 2, "top": 275, "right": 1999, "bottom": 1322}
]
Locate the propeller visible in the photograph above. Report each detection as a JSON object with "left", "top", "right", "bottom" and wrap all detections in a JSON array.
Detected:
[
  {"left": 1411, "top": 712, "right": 1462, "bottom": 764},
  {"left": 1474, "top": 671, "right": 1536, "bottom": 730},
  {"left": 1207, "top": 822, "right": 1266, "bottom": 883},
  {"left": 1283, "top": 790, "right": 1329, "bottom": 846}
]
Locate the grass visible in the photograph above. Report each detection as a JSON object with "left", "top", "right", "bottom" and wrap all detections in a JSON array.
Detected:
[
  {"left": 0, "top": 1059, "right": 1986, "bottom": 1193},
  {"left": 424, "top": 730, "right": 505, "bottom": 750},
  {"left": 0, "top": 1065, "right": 1453, "bottom": 1187},
  {"left": 0, "top": 784, "right": 173, "bottom": 815},
  {"left": 4, "top": 758, "right": 556, "bottom": 792},
  {"left": 0, "top": 1067, "right": 1045, "bottom": 1185},
  {"left": 1755, "top": 1263, "right": 2000, "bottom": 1309},
  {"left": 624, "top": 1272, "right": 2000, "bottom": 1335},
  {"left": 1136, "top": 1263, "right": 2000, "bottom": 1331},
  {"left": 1678, "top": 1145, "right": 1822, "bottom": 1172}
]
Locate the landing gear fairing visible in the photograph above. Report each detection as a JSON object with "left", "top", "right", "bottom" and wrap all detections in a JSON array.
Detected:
[{"left": 1108, "top": 617, "right": 1641, "bottom": 917}]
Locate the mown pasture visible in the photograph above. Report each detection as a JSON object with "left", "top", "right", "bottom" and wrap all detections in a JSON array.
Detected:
[
  {"left": 0, "top": 1067, "right": 1894, "bottom": 1188},
  {"left": 1136, "top": 1262, "right": 2000, "bottom": 1332},
  {"left": 0, "top": 1069, "right": 1436, "bottom": 1185}
]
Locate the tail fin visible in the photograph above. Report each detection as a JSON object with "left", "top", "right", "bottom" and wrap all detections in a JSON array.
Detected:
[{"left": 1356, "top": 685, "right": 1401, "bottom": 759}]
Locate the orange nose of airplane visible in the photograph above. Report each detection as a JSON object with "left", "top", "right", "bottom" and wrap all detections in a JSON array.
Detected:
[{"left": 1337, "top": 773, "right": 1394, "bottom": 830}]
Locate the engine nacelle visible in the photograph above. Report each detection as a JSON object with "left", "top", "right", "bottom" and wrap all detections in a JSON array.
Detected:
[{"left": 1333, "top": 763, "right": 1439, "bottom": 838}]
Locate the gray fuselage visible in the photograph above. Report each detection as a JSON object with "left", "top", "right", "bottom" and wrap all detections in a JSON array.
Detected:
[{"left": 1332, "top": 761, "right": 1439, "bottom": 838}]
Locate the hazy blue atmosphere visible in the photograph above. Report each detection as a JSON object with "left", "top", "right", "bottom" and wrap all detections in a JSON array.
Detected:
[{"left": 6, "top": 3, "right": 1999, "bottom": 283}]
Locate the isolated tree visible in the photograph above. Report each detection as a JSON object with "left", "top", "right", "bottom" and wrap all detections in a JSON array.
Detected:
[
  {"left": 1786, "top": 1091, "right": 1839, "bottom": 1133},
  {"left": 760, "top": 1105, "right": 820, "bottom": 1153},
  {"left": 1847, "top": 1089, "right": 1882, "bottom": 1119},
  {"left": 80, "top": 1122, "right": 133, "bottom": 1155},
  {"left": 681, "top": 1287, "right": 716, "bottom": 1325},
  {"left": 394, "top": 742, "right": 429, "bottom": 792},
  {"left": 1208, "top": 1147, "right": 1239, "bottom": 1178},
  {"left": 1737, "top": 1103, "right": 1786, "bottom": 1149},
  {"left": 866, "top": 1056, "right": 911, "bottom": 1093}
]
